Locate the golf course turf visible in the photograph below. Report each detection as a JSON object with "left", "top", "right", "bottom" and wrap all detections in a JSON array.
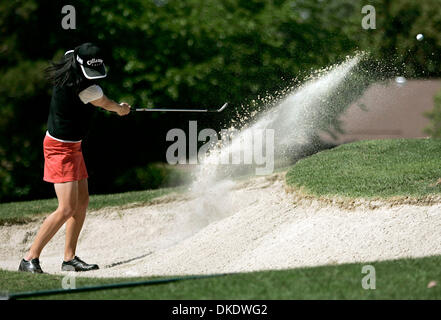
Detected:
[
  {"left": 1, "top": 255, "right": 441, "bottom": 299},
  {"left": 0, "top": 187, "right": 178, "bottom": 225},
  {"left": 286, "top": 138, "right": 441, "bottom": 199},
  {"left": 1, "top": 138, "right": 441, "bottom": 299}
]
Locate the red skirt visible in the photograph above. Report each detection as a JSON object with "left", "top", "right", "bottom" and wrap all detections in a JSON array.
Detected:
[{"left": 43, "top": 135, "right": 88, "bottom": 183}]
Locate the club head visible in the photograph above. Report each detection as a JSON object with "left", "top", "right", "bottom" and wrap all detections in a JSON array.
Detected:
[{"left": 217, "top": 102, "right": 228, "bottom": 112}]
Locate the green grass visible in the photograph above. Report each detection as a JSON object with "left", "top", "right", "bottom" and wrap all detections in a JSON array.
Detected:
[
  {"left": 286, "top": 138, "right": 441, "bottom": 199},
  {"left": 1, "top": 255, "right": 441, "bottom": 299},
  {"left": 0, "top": 187, "right": 179, "bottom": 225}
]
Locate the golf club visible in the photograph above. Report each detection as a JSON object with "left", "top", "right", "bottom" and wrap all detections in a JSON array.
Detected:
[{"left": 130, "top": 102, "right": 228, "bottom": 113}]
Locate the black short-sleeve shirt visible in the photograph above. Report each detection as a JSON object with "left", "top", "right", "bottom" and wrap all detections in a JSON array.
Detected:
[{"left": 47, "top": 81, "right": 97, "bottom": 141}]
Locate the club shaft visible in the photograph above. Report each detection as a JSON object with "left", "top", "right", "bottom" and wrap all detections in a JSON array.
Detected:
[
  {"left": 133, "top": 108, "right": 211, "bottom": 112},
  {"left": 132, "top": 102, "right": 228, "bottom": 113}
]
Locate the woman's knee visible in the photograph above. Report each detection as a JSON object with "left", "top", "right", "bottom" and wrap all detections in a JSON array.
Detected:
[{"left": 58, "top": 206, "right": 76, "bottom": 219}]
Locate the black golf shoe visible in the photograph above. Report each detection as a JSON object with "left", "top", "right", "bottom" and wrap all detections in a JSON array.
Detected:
[
  {"left": 18, "top": 258, "right": 44, "bottom": 274},
  {"left": 62, "top": 256, "right": 99, "bottom": 272}
]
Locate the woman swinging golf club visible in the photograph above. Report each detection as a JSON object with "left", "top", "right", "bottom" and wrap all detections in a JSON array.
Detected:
[{"left": 19, "top": 43, "right": 131, "bottom": 273}]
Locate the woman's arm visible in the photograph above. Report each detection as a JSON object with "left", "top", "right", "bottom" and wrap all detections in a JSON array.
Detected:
[{"left": 90, "top": 95, "right": 131, "bottom": 116}]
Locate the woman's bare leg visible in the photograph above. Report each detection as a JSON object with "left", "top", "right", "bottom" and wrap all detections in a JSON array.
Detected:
[
  {"left": 25, "top": 181, "right": 78, "bottom": 260},
  {"left": 64, "top": 178, "right": 89, "bottom": 261}
]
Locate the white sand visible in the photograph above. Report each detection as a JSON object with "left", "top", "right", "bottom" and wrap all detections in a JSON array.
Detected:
[{"left": 1, "top": 172, "right": 441, "bottom": 277}]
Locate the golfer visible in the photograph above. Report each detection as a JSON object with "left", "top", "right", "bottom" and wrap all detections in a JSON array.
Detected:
[{"left": 19, "top": 43, "right": 131, "bottom": 273}]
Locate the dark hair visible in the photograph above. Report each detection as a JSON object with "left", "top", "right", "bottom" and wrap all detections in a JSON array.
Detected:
[{"left": 45, "top": 52, "right": 83, "bottom": 88}]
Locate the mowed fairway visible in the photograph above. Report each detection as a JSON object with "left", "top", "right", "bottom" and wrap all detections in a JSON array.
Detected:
[
  {"left": 0, "top": 187, "right": 178, "bottom": 225},
  {"left": 286, "top": 138, "right": 441, "bottom": 199},
  {"left": 2, "top": 255, "right": 441, "bottom": 299}
]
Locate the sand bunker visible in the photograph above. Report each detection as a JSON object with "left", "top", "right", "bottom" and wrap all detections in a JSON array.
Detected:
[{"left": 1, "top": 172, "right": 441, "bottom": 278}]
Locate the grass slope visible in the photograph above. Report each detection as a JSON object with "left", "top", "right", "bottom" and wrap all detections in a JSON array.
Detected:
[
  {"left": 0, "top": 187, "right": 177, "bottom": 225},
  {"left": 1, "top": 255, "right": 440, "bottom": 299},
  {"left": 286, "top": 138, "right": 441, "bottom": 199}
]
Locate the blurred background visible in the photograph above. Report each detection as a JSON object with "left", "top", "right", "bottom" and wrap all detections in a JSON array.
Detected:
[{"left": 1, "top": 0, "right": 440, "bottom": 202}]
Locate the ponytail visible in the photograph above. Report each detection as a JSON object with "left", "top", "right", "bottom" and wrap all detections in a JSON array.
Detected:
[{"left": 45, "top": 51, "right": 83, "bottom": 88}]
